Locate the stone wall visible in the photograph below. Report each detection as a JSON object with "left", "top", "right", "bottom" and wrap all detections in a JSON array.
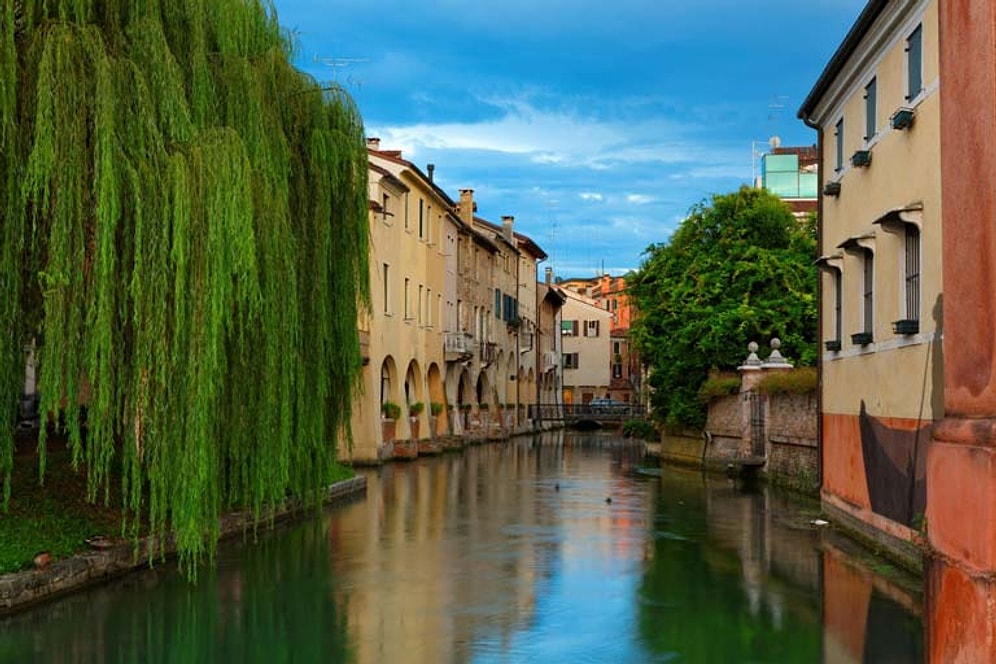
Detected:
[
  {"left": 766, "top": 391, "right": 818, "bottom": 488},
  {"left": 699, "top": 365, "right": 818, "bottom": 490},
  {"left": 704, "top": 393, "right": 742, "bottom": 465}
]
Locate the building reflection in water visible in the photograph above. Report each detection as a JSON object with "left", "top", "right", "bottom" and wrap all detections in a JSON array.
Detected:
[{"left": 0, "top": 431, "right": 924, "bottom": 662}]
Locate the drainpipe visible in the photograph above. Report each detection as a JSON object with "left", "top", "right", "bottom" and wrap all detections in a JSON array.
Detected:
[{"left": 800, "top": 111, "right": 825, "bottom": 494}]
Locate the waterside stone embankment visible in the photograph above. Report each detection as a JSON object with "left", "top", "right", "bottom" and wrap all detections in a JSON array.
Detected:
[{"left": 0, "top": 476, "right": 366, "bottom": 615}]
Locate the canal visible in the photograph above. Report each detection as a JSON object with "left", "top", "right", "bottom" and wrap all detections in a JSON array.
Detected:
[{"left": 0, "top": 431, "right": 923, "bottom": 662}]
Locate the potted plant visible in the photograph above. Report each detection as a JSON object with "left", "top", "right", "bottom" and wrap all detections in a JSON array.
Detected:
[
  {"left": 381, "top": 401, "right": 401, "bottom": 420},
  {"left": 407, "top": 401, "right": 424, "bottom": 440},
  {"left": 428, "top": 402, "right": 444, "bottom": 436},
  {"left": 381, "top": 401, "right": 401, "bottom": 443}
]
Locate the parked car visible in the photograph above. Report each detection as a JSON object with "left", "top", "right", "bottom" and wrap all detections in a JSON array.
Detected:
[{"left": 589, "top": 398, "right": 631, "bottom": 414}]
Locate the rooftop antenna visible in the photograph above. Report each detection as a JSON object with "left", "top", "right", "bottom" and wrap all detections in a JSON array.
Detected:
[{"left": 313, "top": 55, "right": 368, "bottom": 89}]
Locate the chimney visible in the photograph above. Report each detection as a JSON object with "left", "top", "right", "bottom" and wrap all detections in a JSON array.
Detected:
[
  {"left": 458, "top": 189, "right": 475, "bottom": 225},
  {"left": 501, "top": 215, "right": 514, "bottom": 241},
  {"left": 427, "top": 163, "right": 435, "bottom": 182},
  {"left": 366, "top": 137, "right": 381, "bottom": 150},
  {"left": 545, "top": 267, "right": 553, "bottom": 285}
]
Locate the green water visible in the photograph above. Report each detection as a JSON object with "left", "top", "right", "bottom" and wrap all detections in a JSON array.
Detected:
[{"left": 0, "top": 431, "right": 923, "bottom": 662}]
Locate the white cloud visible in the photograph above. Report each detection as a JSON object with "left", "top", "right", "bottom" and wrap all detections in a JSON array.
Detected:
[
  {"left": 370, "top": 97, "right": 748, "bottom": 176},
  {"left": 627, "top": 194, "right": 655, "bottom": 205},
  {"left": 579, "top": 192, "right": 604, "bottom": 202}
]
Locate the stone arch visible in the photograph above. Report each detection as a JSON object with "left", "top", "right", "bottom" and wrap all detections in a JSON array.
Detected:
[
  {"left": 455, "top": 367, "right": 475, "bottom": 433},
  {"left": 379, "top": 356, "right": 400, "bottom": 411},
  {"left": 403, "top": 359, "right": 424, "bottom": 439},
  {"left": 426, "top": 362, "right": 445, "bottom": 436}
]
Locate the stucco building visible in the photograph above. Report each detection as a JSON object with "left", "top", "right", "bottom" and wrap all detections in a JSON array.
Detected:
[
  {"left": 348, "top": 142, "right": 559, "bottom": 463},
  {"left": 559, "top": 289, "right": 613, "bottom": 406},
  {"left": 798, "top": 0, "right": 941, "bottom": 566},
  {"left": 559, "top": 274, "right": 640, "bottom": 403}
]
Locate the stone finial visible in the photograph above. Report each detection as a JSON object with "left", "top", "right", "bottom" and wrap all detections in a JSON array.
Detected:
[
  {"left": 742, "top": 341, "right": 762, "bottom": 367},
  {"left": 763, "top": 337, "right": 793, "bottom": 368}
]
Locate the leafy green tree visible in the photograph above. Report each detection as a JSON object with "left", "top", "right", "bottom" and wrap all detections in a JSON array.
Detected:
[
  {"left": 629, "top": 186, "right": 816, "bottom": 429},
  {"left": 1, "top": 0, "right": 369, "bottom": 572}
]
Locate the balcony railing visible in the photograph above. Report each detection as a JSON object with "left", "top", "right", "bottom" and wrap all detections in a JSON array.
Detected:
[
  {"left": 444, "top": 332, "right": 474, "bottom": 360},
  {"left": 479, "top": 342, "right": 497, "bottom": 365}
]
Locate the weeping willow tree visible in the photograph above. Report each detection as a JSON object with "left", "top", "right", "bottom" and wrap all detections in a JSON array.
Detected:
[{"left": 0, "top": 0, "right": 369, "bottom": 572}]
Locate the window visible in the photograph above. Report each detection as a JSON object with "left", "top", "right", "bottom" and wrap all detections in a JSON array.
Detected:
[
  {"left": 382, "top": 263, "right": 390, "bottom": 313},
  {"left": 612, "top": 299, "right": 618, "bottom": 311},
  {"left": 418, "top": 285, "right": 423, "bottom": 324},
  {"left": 562, "top": 320, "right": 579, "bottom": 336},
  {"left": 833, "top": 269, "right": 843, "bottom": 344},
  {"left": 563, "top": 353, "right": 580, "bottom": 370},
  {"left": 495, "top": 288, "right": 501, "bottom": 318},
  {"left": 907, "top": 24, "right": 923, "bottom": 101},
  {"left": 862, "top": 250, "right": 874, "bottom": 336},
  {"left": 404, "top": 278, "right": 411, "bottom": 319},
  {"left": 835, "top": 118, "right": 844, "bottom": 172},
  {"left": 864, "top": 77, "right": 877, "bottom": 140},
  {"left": 905, "top": 225, "right": 920, "bottom": 321},
  {"left": 586, "top": 320, "right": 600, "bottom": 337},
  {"left": 416, "top": 198, "right": 422, "bottom": 233},
  {"left": 613, "top": 341, "right": 621, "bottom": 354},
  {"left": 613, "top": 363, "right": 623, "bottom": 379},
  {"left": 382, "top": 193, "right": 390, "bottom": 220}
]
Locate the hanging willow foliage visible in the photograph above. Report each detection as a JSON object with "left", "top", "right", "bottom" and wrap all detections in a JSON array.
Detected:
[{"left": 2, "top": 0, "right": 369, "bottom": 573}]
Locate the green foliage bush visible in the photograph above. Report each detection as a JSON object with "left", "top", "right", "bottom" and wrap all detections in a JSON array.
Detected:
[
  {"left": 629, "top": 187, "right": 817, "bottom": 429},
  {"left": 408, "top": 402, "right": 424, "bottom": 417},
  {"left": 381, "top": 402, "right": 402, "bottom": 420},
  {"left": 430, "top": 402, "right": 444, "bottom": 416},
  {"left": 757, "top": 367, "right": 817, "bottom": 395},
  {"left": 622, "top": 420, "right": 658, "bottom": 441},
  {"left": 698, "top": 375, "right": 742, "bottom": 402}
]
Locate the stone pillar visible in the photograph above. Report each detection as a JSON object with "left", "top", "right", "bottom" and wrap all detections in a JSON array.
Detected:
[
  {"left": 738, "top": 342, "right": 763, "bottom": 458},
  {"left": 927, "top": 1, "right": 996, "bottom": 660}
]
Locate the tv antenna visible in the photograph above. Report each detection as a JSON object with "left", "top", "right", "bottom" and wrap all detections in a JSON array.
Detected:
[{"left": 313, "top": 55, "right": 368, "bottom": 89}]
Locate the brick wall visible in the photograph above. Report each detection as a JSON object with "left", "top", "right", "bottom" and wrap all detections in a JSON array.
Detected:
[{"left": 702, "top": 382, "right": 818, "bottom": 489}]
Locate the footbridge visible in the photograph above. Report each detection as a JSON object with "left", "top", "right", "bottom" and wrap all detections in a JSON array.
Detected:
[{"left": 528, "top": 403, "right": 647, "bottom": 426}]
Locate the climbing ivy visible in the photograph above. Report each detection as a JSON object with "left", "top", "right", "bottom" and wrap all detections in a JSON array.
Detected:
[{"left": 0, "top": 0, "right": 369, "bottom": 573}]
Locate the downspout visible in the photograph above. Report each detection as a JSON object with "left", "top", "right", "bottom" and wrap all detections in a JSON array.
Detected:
[{"left": 801, "top": 111, "right": 825, "bottom": 494}]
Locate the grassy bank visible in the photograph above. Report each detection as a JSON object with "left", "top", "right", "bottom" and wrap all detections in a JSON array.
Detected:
[
  {"left": 0, "top": 434, "right": 122, "bottom": 574},
  {"left": 0, "top": 433, "right": 354, "bottom": 575}
]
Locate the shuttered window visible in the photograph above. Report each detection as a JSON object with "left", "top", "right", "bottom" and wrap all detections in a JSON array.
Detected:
[{"left": 907, "top": 24, "right": 923, "bottom": 101}]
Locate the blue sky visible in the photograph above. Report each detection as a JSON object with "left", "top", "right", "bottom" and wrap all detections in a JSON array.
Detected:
[{"left": 272, "top": 1, "right": 865, "bottom": 278}]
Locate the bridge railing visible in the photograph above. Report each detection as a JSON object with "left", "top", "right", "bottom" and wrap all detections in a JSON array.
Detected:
[{"left": 528, "top": 403, "right": 646, "bottom": 421}]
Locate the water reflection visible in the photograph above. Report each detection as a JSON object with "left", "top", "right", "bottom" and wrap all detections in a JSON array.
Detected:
[{"left": 0, "top": 431, "right": 923, "bottom": 662}]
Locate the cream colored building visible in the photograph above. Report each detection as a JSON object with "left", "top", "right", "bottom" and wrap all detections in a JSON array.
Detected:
[
  {"left": 798, "top": 0, "right": 941, "bottom": 554},
  {"left": 350, "top": 141, "right": 461, "bottom": 462},
  {"left": 559, "top": 290, "right": 612, "bottom": 405},
  {"left": 348, "top": 145, "right": 556, "bottom": 462}
]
